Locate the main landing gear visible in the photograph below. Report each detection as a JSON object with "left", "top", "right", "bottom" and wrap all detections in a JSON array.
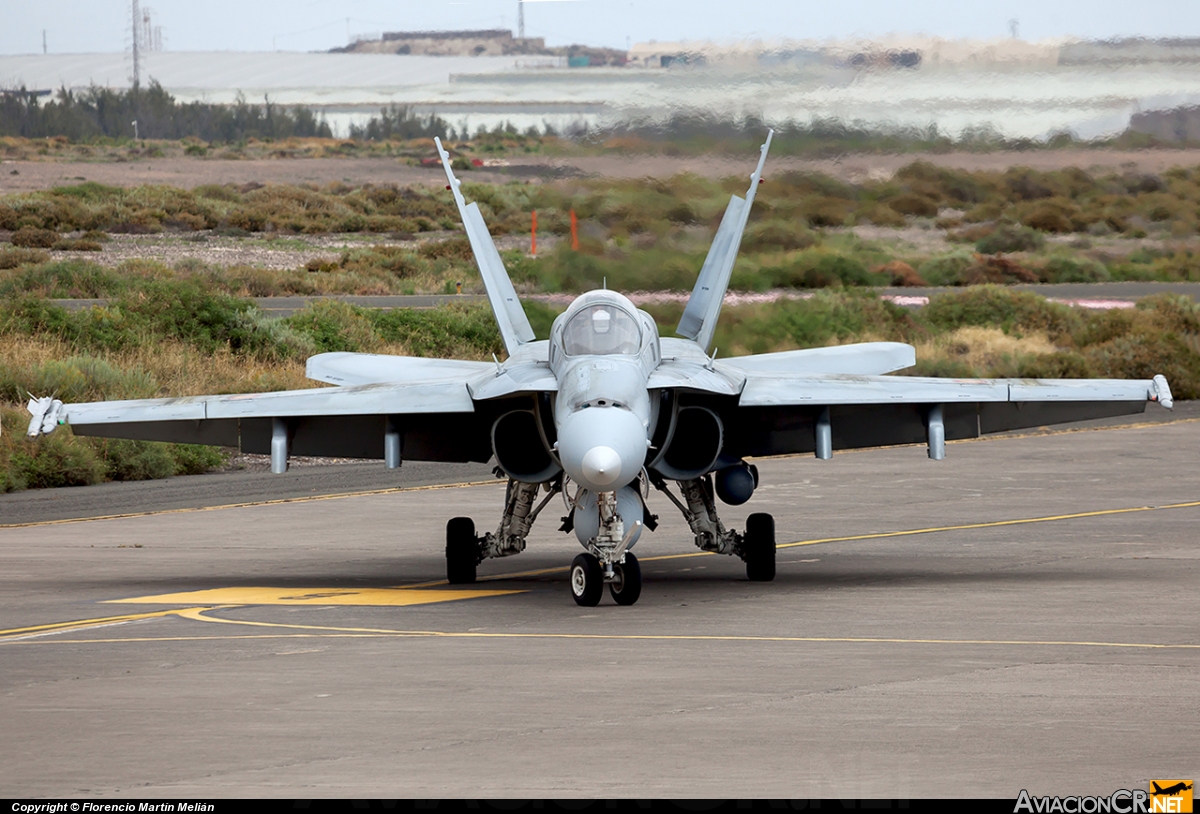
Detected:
[
  {"left": 446, "top": 472, "right": 774, "bottom": 605},
  {"left": 650, "top": 473, "right": 776, "bottom": 582},
  {"left": 446, "top": 477, "right": 561, "bottom": 585}
]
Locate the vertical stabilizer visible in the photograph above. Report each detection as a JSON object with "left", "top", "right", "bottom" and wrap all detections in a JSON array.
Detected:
[
  {"left": 677, "top": 130, "right": 774, "bottom": 351},
  {"left": 435, "top": 137, "right": 535, "bottom": 356}
]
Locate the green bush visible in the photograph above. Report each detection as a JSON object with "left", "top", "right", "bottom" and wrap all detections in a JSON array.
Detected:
[
  {"left": 0, "top": 259, "right": 125, "bottom": 298},
  {"left": 6, "top": 432, "right": 106, "bottom": 490},
  {"left": 741, "top": 220, "right": 818, "bottom": 252},
  {"left": 922, "top": 286, "right": 1082, "bottom": 341},
  {"left": 96, "top": 438, "right": 178, "bottom": 481},
  {"left": 975, "top": 224, "right": 1045, "bottom": 254},
  {"left": 1135, "top": 293, "right": 1200, "bottom": 335},
  {"left": 111, "top": 280, "right": 258, "bottom": 352},
  {"left": 10, "top": 227, "right": 59, "bottom": 248},
  {"left": 887, "top": 193, "right": 939, "bottom": 218},
  {"left": 284, "top": 300, "right": 379, "bottom": 354},
  {"left": 1084, "top": 335, "right": 1200, "bottom": 399},
  {"left": 758, "top": 248, "right": 879, "bottom": 289},
  {"left": 52, "top": 239, "right": 103, "bottom": 252},
  {"left": 340, "top": 245, "right": 428, "bottom": 277},
  {"left": 0, "top": 247, "right": 49, "bottom": 269},
  {"left": 170, "top": 444, "right": 229, "bottom": 475},
  {"left": 0, "top": 356, "right": 157, "bottom": 404},
  {"left": 1038, "top": 256, "right": 1110, "bottom": 284},
  {"left": 371, "top": 302, "right": 502, "bottom": 358},
  {"left": 918, "top": 253, "right": 974, "bottom": 286},
  {"left": 710, "top": 290, "right": 921, "bottom": 355}
]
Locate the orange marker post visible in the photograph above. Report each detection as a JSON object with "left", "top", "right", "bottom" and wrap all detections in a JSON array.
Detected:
[
  {"left": 570, "top": 208, "right": 579, "bottom": 250},
  {"left": 531, "top": 210, "right": 538, "bottom": 257}
]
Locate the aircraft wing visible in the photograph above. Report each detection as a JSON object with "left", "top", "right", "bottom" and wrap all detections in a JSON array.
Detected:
[
  {"left": 716, "top": 371, "right": 1174, "bottom": 458},
  {"left": 306, "top": 352, "right": 494, "bottom": 386},
  {"left": 719, "top": 342, "right": 916, "bottom": 376},
  {"left": 29, "top": 377, "right": 488, "bottom": 465}
]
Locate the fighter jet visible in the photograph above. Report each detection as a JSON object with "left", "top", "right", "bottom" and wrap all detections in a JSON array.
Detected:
[{"left": 26, "top": 133, "right": 1175, "bottom": 606}]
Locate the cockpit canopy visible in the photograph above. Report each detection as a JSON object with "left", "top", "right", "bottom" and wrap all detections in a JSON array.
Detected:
[{"left": 561, "top": 303, "right": 642, "bottom": 356}]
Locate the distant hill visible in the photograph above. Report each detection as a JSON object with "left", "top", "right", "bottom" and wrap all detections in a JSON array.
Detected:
[{"left": 335, "top": 29, "right": 628, "bottom": 67}]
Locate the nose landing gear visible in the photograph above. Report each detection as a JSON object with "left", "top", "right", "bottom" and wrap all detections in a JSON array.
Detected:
[
  {"left": 569, "top": 551, "right": 643, "bottom": 607},
  {"left": 608, "top": 551, "right": 642, "bottom": 605},
  {"left": 569, "top": 489, "right": 646, "bottom": 606}
]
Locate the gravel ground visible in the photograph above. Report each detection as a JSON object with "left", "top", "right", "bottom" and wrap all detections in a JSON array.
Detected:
[
  {"left": 5, "top": 147, "right": 1200, "bottom": 193},
  {"left": 38, "top": 230, "right": 549, "bottom": 270},
  {"left": 30, "top": 223, "right": 1187, "bottom": 274}
]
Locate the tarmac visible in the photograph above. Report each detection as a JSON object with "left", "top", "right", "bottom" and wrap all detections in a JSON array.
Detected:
[{"left": 1, "top": 409, "right": 1198, "bottom": 798}]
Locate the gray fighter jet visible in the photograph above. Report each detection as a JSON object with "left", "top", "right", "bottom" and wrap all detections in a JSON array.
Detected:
[{"left": 26, "top": 133, "right": 1175, "bottom": 606}]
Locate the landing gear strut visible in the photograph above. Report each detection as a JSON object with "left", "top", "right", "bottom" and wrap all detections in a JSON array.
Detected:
[
  {"left": 445, "top": 477, "right": 561, "bottom": 584},
  {"left": 650, "top": 473, "right": 775, "bottom": 582},
  {"left": 570, "top": 489, "right": 644, "bottom": 606}
]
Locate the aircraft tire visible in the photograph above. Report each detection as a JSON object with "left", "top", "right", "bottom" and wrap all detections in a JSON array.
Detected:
[
  {"left": 609, "top": 552, "right": 642, "bottom": 606},
  {"left": 744, "top": 512, "right": 776, "bottom": 582},
  {"left": 446, "top": 516, "right": 478, "bottom": 584},
  {"left": 570, "top": 553, "right": 604, "bottom": 606}
]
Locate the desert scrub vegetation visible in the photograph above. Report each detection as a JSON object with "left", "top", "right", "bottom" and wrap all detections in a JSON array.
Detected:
[
  {"left": 2, "top": 285, "right": 1196, "bottom": 492},
  {"left": 7, "top": 161, "right": 1200, "bottom": 295}
]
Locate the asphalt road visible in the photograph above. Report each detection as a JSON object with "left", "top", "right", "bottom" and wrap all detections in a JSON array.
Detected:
[{"left": 1, "top": 411, "right": 1198, "bottom": 797}]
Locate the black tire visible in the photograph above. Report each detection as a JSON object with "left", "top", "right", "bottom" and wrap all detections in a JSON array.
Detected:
[
  {"left": 446, "top": 516, "right": 478, "bottom": 584},
  {"left": 570, "top": 553, "right": 604, "bottom": 607},
  {"left": 609, "top": 552, "right": 642, "bottom": 606},
  {"left": 744, "top": 512, "right": 776, "bottom": 582}
]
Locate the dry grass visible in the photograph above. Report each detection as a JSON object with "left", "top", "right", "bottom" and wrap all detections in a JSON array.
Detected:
[
  {"left": 916, "top": 326, "right": 1057, "bottom": 368},
  {"left": 0, "top": 335, "right": 315, "bottom": 399}
]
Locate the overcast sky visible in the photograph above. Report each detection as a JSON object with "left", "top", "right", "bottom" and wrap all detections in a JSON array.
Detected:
[{"left": 5, "top": 0, "right": 1199, "bottom": 55}]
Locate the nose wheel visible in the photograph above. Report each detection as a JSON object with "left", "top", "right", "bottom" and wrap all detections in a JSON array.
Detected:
[
  {"left": 609, "top": 552, "right": 642, "bottom": 605},
  {"left": 570, "top": 553, "right": 604, "bottom": 606},
  {"left": 571, "top": 552, "right": 643, "bottom": 606}
]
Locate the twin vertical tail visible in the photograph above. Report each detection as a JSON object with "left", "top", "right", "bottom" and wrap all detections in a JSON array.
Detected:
[
  {"left": 435, "top": 137, "right": 535, "bottom": 357},
  {"left": 676, "top": 130, "right": 774, "bottom": 351}
]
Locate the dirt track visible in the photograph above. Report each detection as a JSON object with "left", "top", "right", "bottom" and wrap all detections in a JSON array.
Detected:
[{"left": 4, "top": 148, "right": 1200, "bottom": 192}]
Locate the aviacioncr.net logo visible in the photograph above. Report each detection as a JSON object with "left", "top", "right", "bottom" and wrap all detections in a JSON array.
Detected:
[
  {"left": 1015, "top": 789, "right": 1149, "bottom": 813},
  {"left": 1015, "top": 784, "right": 1194, "bottom": 814}
]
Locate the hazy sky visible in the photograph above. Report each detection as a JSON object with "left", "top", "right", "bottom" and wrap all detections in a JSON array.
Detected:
[{"left": 5, "top": 0, "right": 1199, "bottom": 55}]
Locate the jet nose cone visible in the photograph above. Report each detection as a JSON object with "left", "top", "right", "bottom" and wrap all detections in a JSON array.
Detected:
[
  {"left": 557, "top": 406, "right": 647, "bottom": 493},
  {"left": 581, "top": 445, "right": 622, "bottom": 486}
]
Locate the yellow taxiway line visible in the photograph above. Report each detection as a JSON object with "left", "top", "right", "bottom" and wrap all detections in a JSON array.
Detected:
[
  {"left": 406, "top": 498, "right": 1200, "bottom": 586},
  {"left": 5, "top": 605, "right": 1195, "bottom": 652},
  {"left": 2, "top": 496, "right": 1197, "bottom": 646}
]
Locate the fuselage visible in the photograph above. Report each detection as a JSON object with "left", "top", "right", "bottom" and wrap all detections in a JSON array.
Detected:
[{"left": 547, "top": 290, "right": 661, "bottom": 494}]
